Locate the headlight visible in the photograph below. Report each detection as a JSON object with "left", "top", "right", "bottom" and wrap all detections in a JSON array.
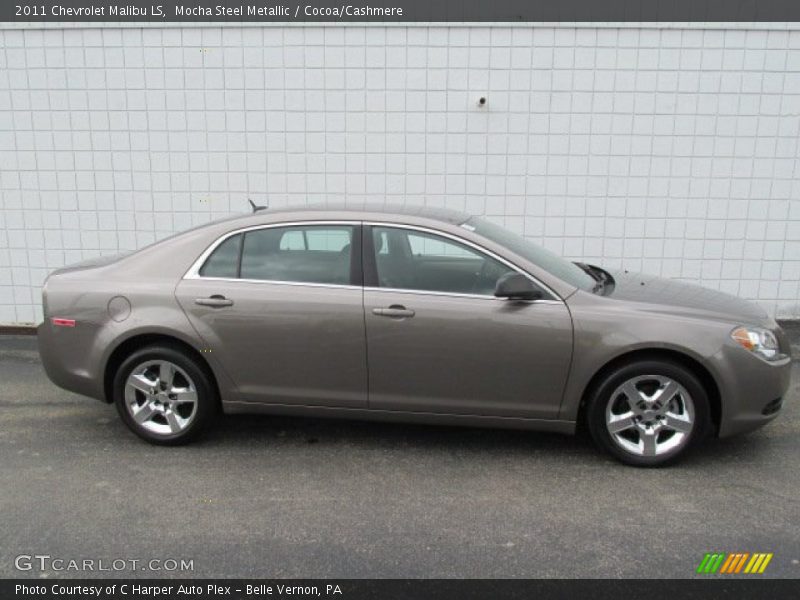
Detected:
[{"left": 731, "top": 326, "right": 782, "bottom": 361}]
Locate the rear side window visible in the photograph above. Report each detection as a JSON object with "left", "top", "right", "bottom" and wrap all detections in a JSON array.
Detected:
[
  {"left": 199, "top": 233, "right": 242, "bottom": 278},
  {"left": 240, "top": 225, "right": 354, "bottom": 285}
]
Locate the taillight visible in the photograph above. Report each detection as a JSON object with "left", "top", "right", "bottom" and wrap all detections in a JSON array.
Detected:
[{"left": 52, "top": 318, "right": 76, "bottom": 327}]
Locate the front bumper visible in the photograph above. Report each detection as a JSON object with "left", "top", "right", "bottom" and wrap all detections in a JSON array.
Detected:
[{"left": 714, "top": 342, "right": 793, "bottom": 438}]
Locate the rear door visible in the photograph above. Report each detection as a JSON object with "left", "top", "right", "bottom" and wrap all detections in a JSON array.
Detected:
[
  {"left": 175, "top": 222, "right": 368, "bottom": 408},
  {"left": 363, "top": 224, "right": 573, "bottom": 419}
]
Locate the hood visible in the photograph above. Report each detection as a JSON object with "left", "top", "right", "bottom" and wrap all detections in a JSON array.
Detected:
[{"left": 604, "top": 269, "right": 771, "bottom": 327}]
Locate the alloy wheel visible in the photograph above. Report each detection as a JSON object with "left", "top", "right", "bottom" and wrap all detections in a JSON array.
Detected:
[
  {"left": 124, "top": 360, "right": 198, "bottom": 435},
  {"left": 605, "top": 374, "right": 695, "bottom": 457}
]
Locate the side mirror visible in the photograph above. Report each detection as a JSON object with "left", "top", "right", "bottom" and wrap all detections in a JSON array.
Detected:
[{"left": 494, "top": 272, "right": 542, "bottom": 301}]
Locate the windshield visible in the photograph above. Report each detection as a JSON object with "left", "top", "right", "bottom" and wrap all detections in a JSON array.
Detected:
[{"left": 464, "top": 216, "right": 596, "bottom": 291}]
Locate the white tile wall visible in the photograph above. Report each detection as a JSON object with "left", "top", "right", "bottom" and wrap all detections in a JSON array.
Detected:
[{"left": 1, "top": 24, "right": 799, "bottom": 323}]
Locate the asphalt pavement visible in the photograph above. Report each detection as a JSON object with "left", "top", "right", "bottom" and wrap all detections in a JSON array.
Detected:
[{"left": 1, "top": 328, "right": 798, "bottom": 579}]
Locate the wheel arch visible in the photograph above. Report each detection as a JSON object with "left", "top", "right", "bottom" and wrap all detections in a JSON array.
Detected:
[
  {"left": 577, "top": 348, "right": 722, "bottom": 436},
  {"left": 103, "top": 332, "right": 219, "bottom": 405}
]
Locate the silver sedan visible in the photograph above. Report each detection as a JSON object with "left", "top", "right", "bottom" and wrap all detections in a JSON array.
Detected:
[{"left": 38, "top": 205, "right": 792, "bottom": 466}]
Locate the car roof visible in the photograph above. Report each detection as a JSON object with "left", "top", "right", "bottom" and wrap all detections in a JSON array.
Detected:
[{"left": 228, "top": 203, "right": 471, "bottom": 226}]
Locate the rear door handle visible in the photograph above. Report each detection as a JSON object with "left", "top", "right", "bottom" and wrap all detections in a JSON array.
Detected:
[
  {"left": 372, "top": 305, "right": 415, "bottom": 319},
  {"left": 195, "top": 295, "right": 234, "bottom": 308}
]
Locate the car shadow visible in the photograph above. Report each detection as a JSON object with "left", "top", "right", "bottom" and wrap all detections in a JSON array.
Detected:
[
  {"left": 202, "top": 412, "right": 600, "bottom": 460},
  {"left": 194, "top": 411, "right": 782, "bottom": 470},
  {"left": 81, "top": 400, "right": 781, "bottom": 469},
  {"left": 691, "top": 428, "right": 779, "bottom": 464}
]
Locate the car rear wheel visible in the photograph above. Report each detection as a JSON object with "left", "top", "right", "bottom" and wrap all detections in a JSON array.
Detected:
[
  {"left": 586, "top": 359, "right": 711, "bottom": 467},
  {"left": 113, "top": 345, "right": 217, "bottom": 445}
]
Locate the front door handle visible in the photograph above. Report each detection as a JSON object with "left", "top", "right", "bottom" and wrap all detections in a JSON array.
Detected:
[
  {"left": 372, "top": 305, "right": 415, "bottom": 319},
  {"left": 195, "top": 295, "right": 234, "bottom": 308}
]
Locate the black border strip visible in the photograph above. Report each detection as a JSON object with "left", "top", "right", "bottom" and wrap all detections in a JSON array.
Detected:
[
  {"left": 3, "top": 579, "right": 799, "bottom": 600},
  {"left": 4, "top": 0, "right": 800, "bottom": 23}
]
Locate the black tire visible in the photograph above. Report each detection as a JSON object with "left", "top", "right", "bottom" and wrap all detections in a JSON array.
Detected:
[
  {"left": 113, "top": 344, "right": 218, "bottom": 445},
  {"left": 586, "top": 359, "right": 711, "bottom": 467}
]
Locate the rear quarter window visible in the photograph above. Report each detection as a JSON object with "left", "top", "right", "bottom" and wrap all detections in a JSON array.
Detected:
[{"left": 198, "top": 233, "right": 242, "bottom": 278}]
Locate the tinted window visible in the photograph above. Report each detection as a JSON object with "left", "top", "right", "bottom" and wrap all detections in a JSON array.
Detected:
[
  {"left": 241, "top": 225, "right": 354, "bottom": 285},
  {"left": 199, "top": 233, "right": 242, "bottom": 278},
  {"left": 306, "top": 228, "right": 351, "bottom": 251},
  {"left": 371, "top": 227, "right": 516, "bottom": 296},
  {"left": 279, "top": 230, "right": 306, "bottom": 250},
  {"left": 375, "top": 231, "right": 389, "bottom": 254}
]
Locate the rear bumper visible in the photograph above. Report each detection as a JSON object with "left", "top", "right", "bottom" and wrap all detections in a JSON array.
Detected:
[
  {"left": 714, "top": 344, "right": 792, "bottom": 438},
  {"left": 38, "top": 321, "right": 105, "bottom": 401}
]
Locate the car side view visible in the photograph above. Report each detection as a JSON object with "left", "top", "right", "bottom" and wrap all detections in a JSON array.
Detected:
[{"left": 37, "top": 205, "right": 792, "bottom": 466}]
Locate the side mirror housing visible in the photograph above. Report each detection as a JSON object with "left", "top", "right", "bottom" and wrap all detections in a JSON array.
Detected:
[{"left": 494, "top": 272, "right": 542, "bottom": 301}]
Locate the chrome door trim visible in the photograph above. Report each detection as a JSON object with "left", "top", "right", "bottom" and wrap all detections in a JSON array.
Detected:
[
  {"left": 185, "top": 275, "right": 362, "bottom": 292},
  {"left": 365, "top": 221, "right": 563, "bottom": 302},
  {"left": 364, "top": 285, "right": 562, "bottom": 304},
  {"left": 183, "top": 220, "right": 362, "bottom": 281}
]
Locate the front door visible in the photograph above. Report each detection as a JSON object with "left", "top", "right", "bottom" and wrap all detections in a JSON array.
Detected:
[
  {"left": 363, "top": 224, "right": 573, "bottom": 419},
  {"left": 175, "top": 222, "right": 367, "bottom": 408}
]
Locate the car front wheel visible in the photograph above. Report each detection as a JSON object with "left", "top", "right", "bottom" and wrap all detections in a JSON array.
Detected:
[
  {"left": 113, "top": 345, "right": 217, "bottom": 445},
  {"left": 586, "top": 359, "right": 711, "bottom": 467}
]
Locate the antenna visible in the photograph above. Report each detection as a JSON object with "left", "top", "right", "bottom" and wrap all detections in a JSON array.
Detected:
[{"left": 248, "top": 198, "right": 268, "bottom": 213}]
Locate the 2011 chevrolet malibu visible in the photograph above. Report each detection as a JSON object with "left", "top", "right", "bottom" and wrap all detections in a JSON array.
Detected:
[{"left": 37, "top": 205, "right": 792, "bottom": 466}]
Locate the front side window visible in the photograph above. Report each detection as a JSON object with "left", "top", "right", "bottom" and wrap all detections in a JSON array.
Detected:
[
  {"left": 199, "top": 225, "right": 354, "bottom": 285},
  {"left": 370, "top": 226, "right": 517, "bottom": 296},
  {"left": 464, "top": 216, "right": 595, "bottom": 291}
]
